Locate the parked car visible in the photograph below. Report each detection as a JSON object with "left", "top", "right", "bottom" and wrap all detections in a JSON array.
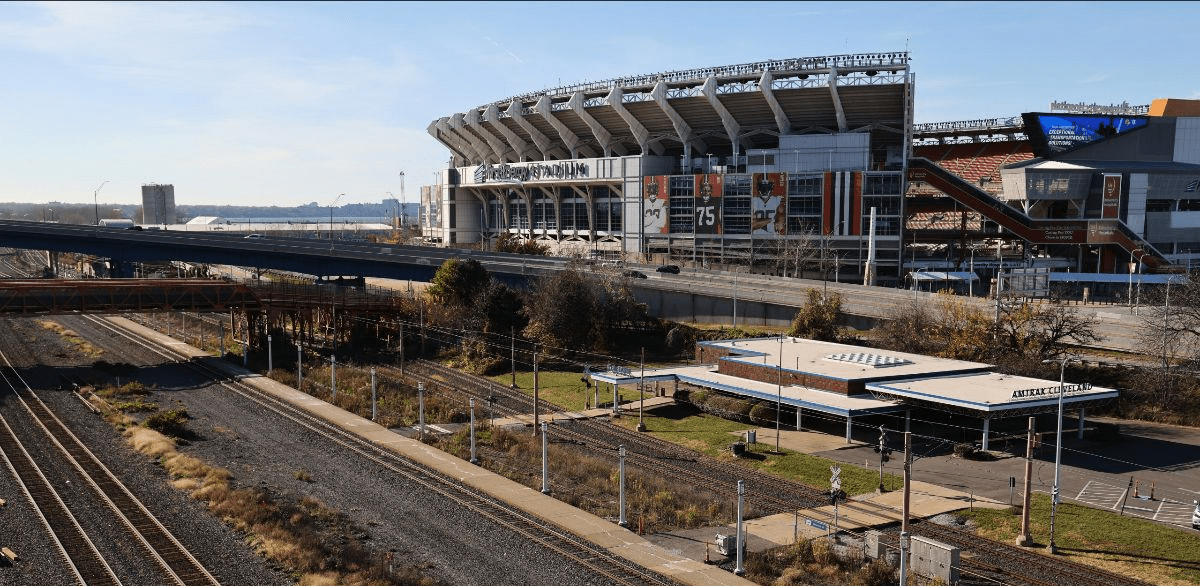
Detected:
[
  {"left": 655, "top": 264, "right": 681, "bottom": 274},
  {"left": 622, "top": 269, "right": 648, "bottom": 279}
]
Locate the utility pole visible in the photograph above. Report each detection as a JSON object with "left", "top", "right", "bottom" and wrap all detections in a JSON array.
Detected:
[
  {"left": 532, "top": 345, "right": 540, "bottom": 436},
  {"left": 1016, "top": 416, "right": 1036, "bottom": 546},
  {"left": 901, "top": 431, "right": 912, "bottom": 586},
  {"left": 636, "top": 347, "right": 646, "bottom": 432}
]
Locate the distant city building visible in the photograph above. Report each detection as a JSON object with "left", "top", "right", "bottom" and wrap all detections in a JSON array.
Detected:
[{"left": 141, "top": 184, "right": 176, "bottom": 225}]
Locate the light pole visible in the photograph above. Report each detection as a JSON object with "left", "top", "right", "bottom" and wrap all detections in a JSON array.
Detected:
[
  {"left": 776, "top": 333, "right": 783, "bottom": 452},
  {"left": 93, "top": 180, "right": 109, "bottom": 225},
  {"left": 1128, "top": 249, "right": 1143, "bottom": 311},
  {"left": 1042, "top": 355, "right": 1079, "bottom": 554},
  {"left": 1134, "top": 251, "right": 1149, "bottom": 314},
  {"left": 329, "top": 193, "right": 344, "bottom": 241}
]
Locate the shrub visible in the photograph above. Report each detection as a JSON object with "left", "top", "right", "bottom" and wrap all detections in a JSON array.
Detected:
[{"left": 143, "top": 408, "right": 190, "bottom": 437}]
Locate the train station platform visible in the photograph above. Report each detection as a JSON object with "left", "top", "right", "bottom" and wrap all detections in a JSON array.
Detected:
[
  {"left": 490, "top": 396, "right": 676, "bottom": 429},
  {"left": 107, "top": 316, "right": 756, "bottom": 586}
]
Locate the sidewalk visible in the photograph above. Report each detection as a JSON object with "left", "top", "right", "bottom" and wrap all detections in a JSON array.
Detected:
[{"left": 644, "top": 426, "right": 1008, "bottom": 562}]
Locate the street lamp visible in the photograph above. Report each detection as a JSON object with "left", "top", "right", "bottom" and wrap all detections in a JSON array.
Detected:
[
  {"left": 329, "top": 193, "right": 344, "bottom": 241},
  {"left": 1042, "top": 355, "right": 1079, "bottom": 554},
  {"left": 93, "top": 181, "right": 109, "bottom": 225},
  {"left": 776, "top": 333, "right": 783, "bottom": 451},
  {"left": 1134, "top": 251, "right": 1149, "bottom": 314},
  {"left": 1128, "top": 249, "right": 1144, "bottom": 311}
]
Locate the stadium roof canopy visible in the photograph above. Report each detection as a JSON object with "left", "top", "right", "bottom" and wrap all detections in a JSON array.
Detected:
[{"left": 429, "top": 52, "right": 911, "bottom": 166}]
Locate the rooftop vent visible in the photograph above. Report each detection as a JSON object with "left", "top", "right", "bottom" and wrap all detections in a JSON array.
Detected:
[{"left": 824, "top": 352, "right": 912, "bottom": 368}]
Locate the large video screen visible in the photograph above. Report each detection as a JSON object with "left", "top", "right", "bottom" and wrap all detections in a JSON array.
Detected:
[{"left": 1023, "top": 113, "right": 1148, "bottom": 156}]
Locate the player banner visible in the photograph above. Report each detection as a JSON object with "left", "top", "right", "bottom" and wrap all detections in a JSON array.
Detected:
[
  {"left": 643, "top": 175, "right": 668, "bottom": 234},
  {"left": 1102, "top": 174, "right": 1122, "bottom": 219},
  {"left": 694, "top": 174, "right": 723, "bottom": 235},
  {"left": 752, "top": 172, "right": 787, "bottom": 235}
]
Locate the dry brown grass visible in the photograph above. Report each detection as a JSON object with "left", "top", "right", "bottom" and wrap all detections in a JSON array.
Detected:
[
  {"left": 115, "top": 409, "right": 440, "bottom": 585},
  {"left": 437, "top": 427, "right": 730, "bottom": 533},
  {"left": 39, "top": 319, "right": 103, "bottom": 356}
]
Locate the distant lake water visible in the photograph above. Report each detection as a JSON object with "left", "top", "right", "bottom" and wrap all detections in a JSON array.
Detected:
[{"left": 220, "top": 216, "right": 395, "bottom": 224}]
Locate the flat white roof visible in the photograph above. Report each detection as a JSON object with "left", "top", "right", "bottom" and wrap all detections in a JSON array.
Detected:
[
  {"left": 591, "top": 364, "right": 902, "bottom": 416},
  {"left": 867, "top": 371, "right": 1119, "bottom": 414},
  {"left": 701, "top": 337, "right": 992, "bottom": 382}
]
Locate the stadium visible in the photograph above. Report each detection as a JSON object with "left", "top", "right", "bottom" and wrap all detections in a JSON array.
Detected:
[{"left": 422, "top": 51, "right": 1199, "bottom": 291}]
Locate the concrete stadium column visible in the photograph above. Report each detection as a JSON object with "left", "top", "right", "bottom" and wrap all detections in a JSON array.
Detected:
[
  {"left": 826, "top": 66, "right": 849, "bottom": 132},
  {"left": 605, "top": 87, "right": 651, "bottom": 156},
  {"left": 758, "top": 71, "right": 791, "bottom": 135},
  {"left": 570, "top": 91, "right": 623, "bottom": 157},
  {"left": 507, "top": 101, "right": 564, "bottom": 160},
  {"left": 537, "top": 95, "right": 594, "bottom": 159},
  {"left": 845, "top": 416, "right": 853, "bottom": 444},
  {"left": 981, "top": 416, "right": 991, "bottom": 452},
  {"left": 702, "top": 76, "right": 747, "bottom": 158},
  {"left": 430, "top": 118, "right": 478, "bottom": 164},
  {"left": 465, "top": 109, "right": 511, "bottom": 163},
  {"left": 548, "top": 186, "right": 563, "bottom": 241},
  {"left": 449, "top": 113, "right": 494, "bottom": 164},
  {"left": 1078, "top": 407, "right": 1086, "bottom": 439},
  {"left": 795, "top": 407, "right": 802, "bottom": 431},
  {"left": 652, "top": 80, "right": 705, "bottom": 155},
  {"left": 484, "top": 104, "right": 533, "bottom": 162}
]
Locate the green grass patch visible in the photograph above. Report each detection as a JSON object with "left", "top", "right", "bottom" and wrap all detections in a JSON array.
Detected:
[
  {"left": 491, "top": 370, "right": 640, "bottom": 411},
  {"left": 610, "top": 404, "right": 897, "bottom": 497},
  {"left": 960, "top": 494, "right": 1200, "bottom": 585},
  {"left": 111, "top": 399, "right": 158, "bottom": 413},
  {"left": 492, "top": 369, "right": 899, "bottom": 497}
]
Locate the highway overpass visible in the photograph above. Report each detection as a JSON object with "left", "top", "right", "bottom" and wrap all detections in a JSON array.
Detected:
[{"left": 0, "top": 219, "right": 1150, "bottom": 355}]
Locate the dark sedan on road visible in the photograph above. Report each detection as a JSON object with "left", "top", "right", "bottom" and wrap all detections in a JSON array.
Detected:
[{"left": 655, "top": 264, "right": 680, "bottom": 274}]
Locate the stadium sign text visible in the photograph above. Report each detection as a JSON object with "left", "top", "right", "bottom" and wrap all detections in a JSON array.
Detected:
[
  {"left": 1011, "top": 382, "right": 1091, "bottom": 399},
  {"left": 475, "top": 161, "right": 589, "bottom": 183}
]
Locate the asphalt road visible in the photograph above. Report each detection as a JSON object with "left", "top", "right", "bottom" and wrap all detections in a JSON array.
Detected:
[{"left": 812, "top": 416, "right": 1200, "bottom": 531}]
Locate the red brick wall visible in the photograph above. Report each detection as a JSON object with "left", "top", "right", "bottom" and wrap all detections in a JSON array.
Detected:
[{"left": 716, "top": 359, "right": 858, "bottom": 395}]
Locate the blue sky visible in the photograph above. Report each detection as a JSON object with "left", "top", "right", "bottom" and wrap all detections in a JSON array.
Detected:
[{"left": 2, "top": 1, "right": 1197, "bottom": 207}]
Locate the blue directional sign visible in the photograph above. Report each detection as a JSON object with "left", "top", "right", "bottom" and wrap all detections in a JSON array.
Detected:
[{"left": 805, "top": 518, "right": 828, "bottom": 531}]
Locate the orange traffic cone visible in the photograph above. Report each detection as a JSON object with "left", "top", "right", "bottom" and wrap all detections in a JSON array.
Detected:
[{"left": 1133, "top": 480, "right": 1140, "bottom": 498}]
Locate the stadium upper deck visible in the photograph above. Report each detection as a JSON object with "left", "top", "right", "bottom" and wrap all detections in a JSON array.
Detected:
[{"left": 429, "top": 52, "right": 912, "bottom": 167}]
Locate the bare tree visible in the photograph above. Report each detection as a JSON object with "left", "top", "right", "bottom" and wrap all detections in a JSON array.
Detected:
[
  {"left": 994, "top": 294, "right": 1103, "bottom": 360},
  {"left": 1138, "top": 273, "right": 1198, "bottom": 368}
]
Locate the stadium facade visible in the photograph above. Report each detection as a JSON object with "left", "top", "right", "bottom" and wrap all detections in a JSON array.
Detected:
[
  {"left": 423, "top": 52, "right": 1197, "bottom": 287},
  {"left": 424, "top": 52, "right": 913, "bottom": 282}
]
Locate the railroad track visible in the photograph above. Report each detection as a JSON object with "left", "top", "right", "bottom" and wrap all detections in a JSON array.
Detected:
[
  {"left": 398, "top": 359, "right": 1155, "bottom": 586},
  {"left": 0, "top": 349, "right": 222, "bottom": 586},
  {"left": 0, "top": 412, "right": 118, "bottom": 586},
  {"left": 81, "top": 315, "right": 688, "bottom": 586}
]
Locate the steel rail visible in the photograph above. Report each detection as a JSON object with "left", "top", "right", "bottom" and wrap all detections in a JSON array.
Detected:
[
  {"left": 81, "top": 315, "right": 686, "bottom": 586},
  {"left": 0, "top": 349, "right": 221, "bottom": 586},
  {"left": 0, "top": 411, "right": 116, "bottom": 586}
]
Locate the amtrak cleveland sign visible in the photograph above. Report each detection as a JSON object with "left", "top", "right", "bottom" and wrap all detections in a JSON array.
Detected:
[
  {"left": 1011, "top": 382, "right": 1092, "bottom": 399},
  {"left": 474, "top": 161, "right": 589, "bottom": 183}
]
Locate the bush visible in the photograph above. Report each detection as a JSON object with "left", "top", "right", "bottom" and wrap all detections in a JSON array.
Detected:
[
  {"left": 748, "top": 401, "right": 778, "bottom": 425},
  {"left": 143, "top": 408, "right": 190, "bottom": 437}
]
